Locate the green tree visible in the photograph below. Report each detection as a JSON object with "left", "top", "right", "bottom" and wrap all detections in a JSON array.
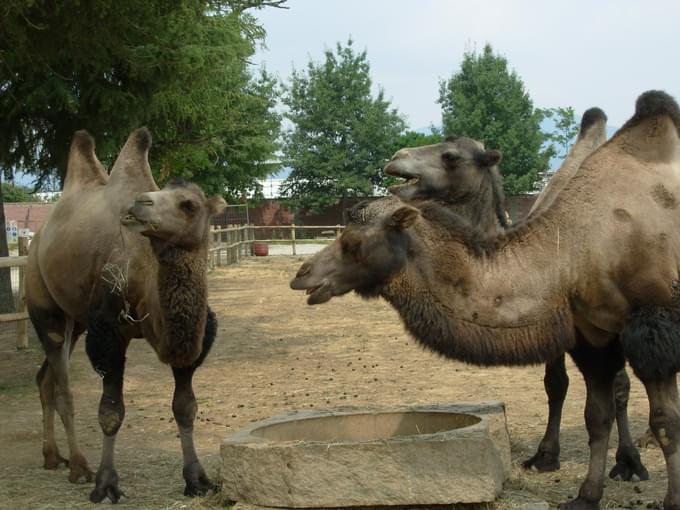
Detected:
[
  {"left": 0, "top": 0, "right": 284, "bottom": 313},
  {"left": 438, "top": 44, "right": 552, "bottom": 194},
  {"left": 389, "top": 129, "right": 442, "bottom": 153},
  {"left": 281, "top": 39, "right": 406, "bottom": 212},
  {"left": 542, "top": 106, "right": 579, "bottom": 159},
  {"left": 2, "top": 183, "right": 35, "bottom": 202},
  {"left": 0, "top": 0, "right": 284, "bottom": 198}
]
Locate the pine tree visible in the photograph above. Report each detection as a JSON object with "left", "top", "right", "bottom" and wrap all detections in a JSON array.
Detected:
[{"left": 438, "top": 44, "right": 551, "bottom": 194}]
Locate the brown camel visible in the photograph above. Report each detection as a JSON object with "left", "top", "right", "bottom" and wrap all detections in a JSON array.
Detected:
[
  {"left": 346, "top": 111, "right": 646, "bottom": 480},
  {"left": 26, "top": 128, "right": 226, "bottom": 502},
  {"left": 291, "top": 90, "right": 680, "bottom": 509}
]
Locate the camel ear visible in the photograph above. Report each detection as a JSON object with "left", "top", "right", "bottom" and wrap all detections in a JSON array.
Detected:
[
  {"left": 388, "top": 206, "right": 420, "bottom": 231},
  {"left": 477, "top": 149, "right": 502, "bottom": 167},
  {"left": 206, "top": 196, "right": 227, "bottom": 216}
]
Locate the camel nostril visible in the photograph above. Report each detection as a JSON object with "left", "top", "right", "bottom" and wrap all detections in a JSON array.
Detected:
[
  {"left": 296, "top": 265, "right": 311, "bottom": 278},
  {"left": 136, "top": 199, "right": 154, "bottom": 206}
]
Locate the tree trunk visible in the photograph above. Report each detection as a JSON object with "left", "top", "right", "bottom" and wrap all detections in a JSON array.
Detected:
[{"left": 0, "top": 176, "right": 16, "bottom": 313}]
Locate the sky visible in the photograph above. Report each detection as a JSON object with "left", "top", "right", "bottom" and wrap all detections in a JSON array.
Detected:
[{"left": 254, "top": 0, "right": 680, "bottom": 131}]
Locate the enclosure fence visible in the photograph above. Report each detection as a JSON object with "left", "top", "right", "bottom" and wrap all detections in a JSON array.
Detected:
[
  {"left": 0, "top": 227, "right": 339, "bottom": 350},
  {"left": 209, "top": 224, "right": 345, "bottom": 268},
  {"left": 0, "top": 237, "right": 30, "bottom": 350}
]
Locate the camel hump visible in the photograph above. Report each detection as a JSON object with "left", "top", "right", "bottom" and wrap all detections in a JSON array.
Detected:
[
  {"left": 609, "top": 91, "right": 680, "bottom": 162},
  {"left": 579, "top": 107, "right": 607, "bottom": 135},
  {"left": 634, "top": 90, "right": 680, "bottom": 126},
  {"left": 108, "top": 127, "right": 158, "bottom": 192},
  {"left": 62, "top": 130, "right": 108, "bottom": 195}
]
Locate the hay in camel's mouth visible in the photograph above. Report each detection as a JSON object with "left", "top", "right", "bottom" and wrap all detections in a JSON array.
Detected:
[{"left": 121, "top": 214, "right": 158, "bottom": 231}]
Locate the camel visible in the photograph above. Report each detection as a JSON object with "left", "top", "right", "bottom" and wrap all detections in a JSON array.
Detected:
[
  {"left": 291, "top": 90, "right": 680, "bottom": 509},
  {"left": 26, "top": 128, "right": 226, "bottom": 502},
  {"left": 346, "top": 111, "right": 646, "bottom": 480}
]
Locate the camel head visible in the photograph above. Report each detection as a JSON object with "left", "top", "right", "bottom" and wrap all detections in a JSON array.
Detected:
[
  {"left": 122, "top": 180, "right": 226, "bottom": 249},
  {"left": 291, "top": 205, "right": 420, "bottom": 304},
  {"left": 386, "top": 136, "right": 503, "bottom": 200}
]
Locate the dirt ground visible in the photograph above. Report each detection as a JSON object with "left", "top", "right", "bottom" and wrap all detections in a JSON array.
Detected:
[{"left": 0, "top": 256, "right": 671, "bottom": 509}]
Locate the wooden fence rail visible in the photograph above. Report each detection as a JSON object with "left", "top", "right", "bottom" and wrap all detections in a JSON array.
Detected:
[
  {"left": 208, "top": 224, "right": 345, "bottom": 268},
  {"left": 0, "top": 227, "right": 341, "bottom": 350},
  {"left": 0, "top": 236, "right": 30, "bottom": 349}
]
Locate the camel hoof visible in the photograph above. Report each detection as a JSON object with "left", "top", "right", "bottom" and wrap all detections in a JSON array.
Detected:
[
  {"left": 90, "top": 467, "right": 125, "bottom": 504},
  {"left": 68, "top": 453, "right": 94, "bottom": 483},
  {"left": 558, "top": 496, "right": 600, "bottom": 510},
  {"left": 522, "top": 449, "right": 560, "bottom": 472},
  {"left": 43, "top": 449, "right": 69, "bottom": 470},
  {"left": 609, "top": 446, "right": 650, "bottom": 481},
  {"left": 636, "top": 428, "right": 659, "bottom": 449},
  {"left": 183, "top": 462, "right": 217, "bottom": 497}
]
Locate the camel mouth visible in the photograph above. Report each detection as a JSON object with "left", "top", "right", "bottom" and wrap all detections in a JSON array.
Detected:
[
  {"left": 121, "top": 213, "right": 159, "bottom": 232},
  {"left": 291, "top": 277, "right": 332, "bottom": 305},
  {"left": 388, "top": 178, "right": 420, "bottom": 194},
  {"left": 385, "top": 164, "right": 421, "bottom": 196},
  {"left": 306, "top": 281, "right": 332, "bottom": 305}
]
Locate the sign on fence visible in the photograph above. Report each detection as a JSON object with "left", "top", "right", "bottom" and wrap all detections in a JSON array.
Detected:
[{"left": 5, "top": 220, "right": 17, "bottom": 244}]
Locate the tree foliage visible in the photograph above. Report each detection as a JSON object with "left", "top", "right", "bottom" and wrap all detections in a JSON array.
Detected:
[
  {"left": 281, "top": 39, "right": 406, "bottom": 212},
  {"left": 438, "top": 44, "right": 552, "bottom": 194},
  {"left": 0, "top": 0, "right": 284, "bottom": 198},
  {"left": 2, "top": 183, "right": 35, "bottom": 202},
  {"left": 542, "top": 106, "right": 579, "bottom": 159}
]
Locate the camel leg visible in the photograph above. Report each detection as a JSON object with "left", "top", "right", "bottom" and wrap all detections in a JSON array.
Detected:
[
  {"left": 172, "top": 365, "right": 214, "bottom": 496},
  {"left": 85, "top": 311, "right": 128, "bottom": 503},
  {"left": 609, "top": 368, "right": 649, "bottom": 481},
  {"left": 643, "top": 376, "right": 680, "bottom": 509},
  {"left": 172, "top": 307, "right": 218, "bottom": 497},
  {"left": 43, "top": 320, "right": 94, "bottom": 483},
  {"left": 523, "top": 354, "right": 568, "bottom": 472},
  {"left": 36, "top": 359, "right": 68, "bottom": 469},
  {"left": 558, "top": 340, "right": 622, "bottom": 510}
]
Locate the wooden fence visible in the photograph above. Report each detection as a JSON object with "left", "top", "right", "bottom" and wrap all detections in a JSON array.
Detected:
[
  {"left": 0, "top": 237, "right": 29, "bottom": 350},
  {"left": 209, "top": 224, "right": 345, "bottom": 268},
  {"left": 0, "top": 227, "right": 339, "bottom": 349}
]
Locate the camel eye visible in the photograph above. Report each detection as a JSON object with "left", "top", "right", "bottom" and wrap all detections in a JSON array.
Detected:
[
  {"left": 442, "top": 151, "right": 461, "bottom": 165},
  {"left": 180, "top": 200, "right": 198, "bottom": 214}
]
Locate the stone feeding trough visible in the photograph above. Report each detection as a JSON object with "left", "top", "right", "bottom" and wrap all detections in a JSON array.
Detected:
[{"left": 221, "top": 401, "right": 511, "bottom": 507}]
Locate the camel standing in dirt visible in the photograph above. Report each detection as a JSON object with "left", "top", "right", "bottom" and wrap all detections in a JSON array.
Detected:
[
  {"left": 291, "top": 90, "right": 680, "bottom": 509},
  {"left": 349, "top": 111, "right": 646, "bottom": 480},
  {"left": 26, "top": 129, "right": 225, "bottom": 502}
]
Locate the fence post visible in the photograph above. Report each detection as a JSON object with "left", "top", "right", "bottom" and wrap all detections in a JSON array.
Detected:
[
  {"left": 291, "top": 223, "right": 296, "bottom": 256},
  {"left": 335, "top": 224, "right": 342, "bottom": 238},
  {"left": 16, "top": 236, "right": 29, "bottom": 350}
]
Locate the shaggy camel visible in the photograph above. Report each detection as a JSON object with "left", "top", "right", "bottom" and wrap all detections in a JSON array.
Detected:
[
  {"left": 291, "top": 90, "right": 680, "bottom": 509},
  {"left": 26, "top": 128, "right": 225, "bottom": 502},
  {"left": 347, "top": 111, "right": 646, "bottom": 480}
]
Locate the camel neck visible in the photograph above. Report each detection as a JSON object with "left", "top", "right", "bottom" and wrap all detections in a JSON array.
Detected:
[
  {"left": 379, "top": 214, "right": 576, "bottom": 366},
  {"left": 155, "top": 245, "right": 208, "bottom": 367},
  {"left": 445, "top": 200, "right": 502, "bottom": 237}
]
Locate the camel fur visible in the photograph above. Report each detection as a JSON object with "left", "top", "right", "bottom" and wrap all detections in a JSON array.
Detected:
[
  {"left": 291, "top": 90, "right": 680, "bottom": 510},
  {"left": 26, "top": 128, "right": 225, "bottom": 502},
  {"left": 345, "top": 112, "right": 646, "bottom": 479}
]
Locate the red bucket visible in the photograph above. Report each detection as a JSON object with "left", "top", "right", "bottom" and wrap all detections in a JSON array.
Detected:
[{"left": 252, "top": 242, "right": 269, "bottom": 256}]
